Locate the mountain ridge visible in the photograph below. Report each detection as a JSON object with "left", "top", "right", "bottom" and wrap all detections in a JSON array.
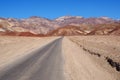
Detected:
[{"left": 0, "top": 16, "right": 120, "bottom": 36}]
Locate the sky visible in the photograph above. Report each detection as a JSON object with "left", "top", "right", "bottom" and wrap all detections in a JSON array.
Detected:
[{"left": 0, "top": 0, "right": 120, "bottom": 19}]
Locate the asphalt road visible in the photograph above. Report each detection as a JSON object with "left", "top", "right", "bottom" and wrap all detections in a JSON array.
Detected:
[{"left": 0, "top": 37, "right": 64, "bottom": 80}]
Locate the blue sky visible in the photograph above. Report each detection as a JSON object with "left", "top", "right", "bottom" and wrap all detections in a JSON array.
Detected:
[{"left": 0, "top": 0, "right": 120, "bottom": 19}]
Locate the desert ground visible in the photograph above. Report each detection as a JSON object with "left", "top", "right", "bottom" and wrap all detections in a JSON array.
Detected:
[
  {"left": 64, "top": 36, "right": 120, "bottom": 80},
  {"left": 0, "top": 36, "right": 120, "bottom": 80}
]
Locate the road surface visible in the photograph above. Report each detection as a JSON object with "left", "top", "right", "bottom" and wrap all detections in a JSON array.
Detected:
[{"left": 0, "top": 37, "right": 64, "bottom": 80}]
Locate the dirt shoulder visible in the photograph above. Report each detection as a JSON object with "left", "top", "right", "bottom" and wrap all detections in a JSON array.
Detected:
[{"left": 62, "top": 36, "right": 120, "bottom": 80}]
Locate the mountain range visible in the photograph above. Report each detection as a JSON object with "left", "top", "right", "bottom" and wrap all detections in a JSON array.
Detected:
[{"left": 0, "top": 16, "right": 120, "bottom": 36}]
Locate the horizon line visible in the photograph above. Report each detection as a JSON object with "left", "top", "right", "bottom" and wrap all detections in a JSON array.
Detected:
[{"left": 0, "top": 15, "right": 120, "bottom": 20}]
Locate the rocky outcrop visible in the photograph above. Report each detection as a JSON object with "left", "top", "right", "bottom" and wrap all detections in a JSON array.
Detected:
[
  {"left": 106, "top": 57, "right": 120, "bottom": 72},
  {"left": 47, "top": 26, "right": 85, "bottom": 36}
]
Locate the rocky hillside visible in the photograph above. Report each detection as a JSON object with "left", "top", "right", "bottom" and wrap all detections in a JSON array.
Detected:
[
  {"left": 48, "top": 22, "right": 120, "bottom": 36},
  {"left": 0, "top": 16, "right": 120, "bottom": 36},
  {"left": 47, "top": 25, "right": 85, "bottom": 36},
  {"left": 54, "top": 16, "right": 115, "bottom": 26},
  {"left": 0, "top": 16, "right": 59, "bottom": 34}
]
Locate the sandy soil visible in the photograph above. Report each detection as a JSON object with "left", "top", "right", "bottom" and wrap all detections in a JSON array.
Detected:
[
  {"left": 69, "top": 36, "right": 120, "bottom": 63},
  {"left": 0, "top": 36, "right": 120, "bottom": 80},
  {"left": 0, "top": 36, "right": 58, "bottom": 70},
  {"left": 62, "top": 36, "right": 120, "bottom": 80}
]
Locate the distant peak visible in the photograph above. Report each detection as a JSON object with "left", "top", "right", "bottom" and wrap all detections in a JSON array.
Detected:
[
  {"left": 99, "top": 16, "right": 112, "bottom": 20},
  {"left": 55, "top": 16, "right": 83, "bottom": 21},
  {"left": 29, "top": 16, "right": 41, "bottom": 18}
]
